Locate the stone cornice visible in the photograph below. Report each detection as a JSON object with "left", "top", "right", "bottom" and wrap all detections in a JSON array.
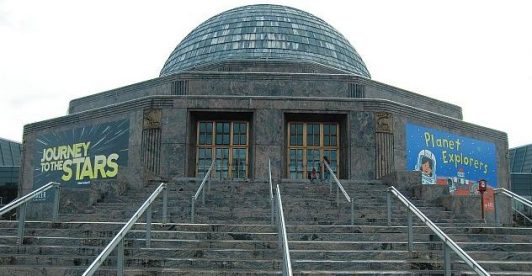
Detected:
[{"left": 31, "top": 95, "right": 506, "bottom": 143}]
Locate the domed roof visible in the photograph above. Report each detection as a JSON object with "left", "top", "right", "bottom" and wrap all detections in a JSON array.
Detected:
[{"left": 160, "top": 4, "right": 371, "bottom": 78}]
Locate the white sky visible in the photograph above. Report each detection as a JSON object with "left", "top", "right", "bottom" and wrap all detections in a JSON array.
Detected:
[{"left": 1, "top": 0, "right": 531, "bottom": 148}]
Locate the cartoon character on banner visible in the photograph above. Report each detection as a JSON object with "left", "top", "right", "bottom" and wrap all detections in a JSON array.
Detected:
[{"left": 415, "top": 149, "right": 436, "bottom": 184}]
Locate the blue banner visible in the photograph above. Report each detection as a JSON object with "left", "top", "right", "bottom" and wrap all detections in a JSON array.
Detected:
[
  {"left": 406, "top": 123, "right": 497, "bottom": 193},
  {"left": 32, "top": 119, "right": 129, "bottom": 201}
]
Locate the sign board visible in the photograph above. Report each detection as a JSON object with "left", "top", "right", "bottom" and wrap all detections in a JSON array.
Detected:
[
  {"left": 406, "top": 123, "right": 497, "bottom": 199},
  {"left": 33, "top": 119, "right": 129, "bottom": 201}
]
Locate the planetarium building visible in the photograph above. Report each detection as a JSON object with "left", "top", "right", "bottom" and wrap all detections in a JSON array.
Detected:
[{"left": 20, "top": 4, "right": 508, "bottom": 214}]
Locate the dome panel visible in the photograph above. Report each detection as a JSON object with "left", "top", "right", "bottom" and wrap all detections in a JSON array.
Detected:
[{"left": 160, "top": 4, "right": 370, "bottom": 78}]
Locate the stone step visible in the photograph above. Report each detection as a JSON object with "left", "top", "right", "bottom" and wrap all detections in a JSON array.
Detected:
[
  {"left": 291, "top": 270, "right": 529, "bottom": 275},
  {"left": 3, "top": 243, "right": 531, "bottom": 263},
  {"left": 0, "top": 229, "right": 279, "bottom": 240},
  {"left": 3, "top": 221, "right": 518, "bottom": 236},
  {"left": 6, "top": 233, "right": 531, "bottom": 252},
  {"left": 284, "top": 218, "right": 488, "bottom": 226},
  {"left": 295, "top": 271, "right": 532, "bottom": 276},
  {"left": 442, "top": 226, "right": 532, "bottom": 235},
  {"left": 290, "top": 249, "right": 532, "bottom": 261},
  {"left": 0, "top": 221, "right": 279, "bottom": 232},
  {"left": 456, "top": 241, "right": 532, "bottom": 251},
  {"left": 4, "top": 221, "right": 522, "bottom": 234},
  {"left": 7, "top": 266, "right": 530, "bottom": 276},
  {"left": 0, "top": 244, "right": 281, "bottom": 259},
  {"left": 1, "top": 235, "right": 281, "bottom": 249},
  {"left": 4, "top": 226, "right": 532, "bottom": 244},
  {"left": 292, "top": 259, "right": 532, "bottom": 273},
  {"left": 0, "top": 266, "right": 282, "bottom": 276},
  {"left": 288, "top": 240, "right": 532, "bottom": 251},
  {"left": 0, "top": 254, "right": 283, "bottom": 270},
  {"left": 291, "top": 259, "right": 435, "bottom": 271}
]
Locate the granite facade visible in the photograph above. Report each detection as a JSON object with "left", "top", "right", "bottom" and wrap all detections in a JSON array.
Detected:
[
  {"left": 23, "top": 96, "right": 508, "bottom": 186},
  {"left": 21, "top": 66, "right": 509, "bottom": 220},
  {"left": 68, "top": 63, "right": 462, "bottom": 121}
]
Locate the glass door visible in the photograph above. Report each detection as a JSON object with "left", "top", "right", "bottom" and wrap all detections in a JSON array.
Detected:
[
  {"left": 287, "top": 122, "right": 339, "bottom": 179},
  {"left": 196, "top": 121, "right": 249, "bottom": 179}
]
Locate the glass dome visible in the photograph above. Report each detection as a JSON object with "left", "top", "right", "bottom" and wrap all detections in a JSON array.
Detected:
[{"left": 160, "top": 4, "right": 371, "bottom": 78}]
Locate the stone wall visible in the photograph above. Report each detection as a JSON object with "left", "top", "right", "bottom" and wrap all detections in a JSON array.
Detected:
[
  {"left": 382, "top": 171, "right": 513, "bottom": 225},
  {"left": 30, "top": 95, "right": 508, "bottom": 182},
  {"left": 22, "top": 94, "right": 509, "bottom": 219},
  {"left": 363, "top": 78, "right": 463, "bottom": 120},
  {"left": 68, "top": 66, "right": 462, "bottom": 120}
]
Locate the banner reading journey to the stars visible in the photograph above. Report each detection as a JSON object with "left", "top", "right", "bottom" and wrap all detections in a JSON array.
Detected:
[{"left": 32, "top": 119, "right": 129, "bottom": 201}]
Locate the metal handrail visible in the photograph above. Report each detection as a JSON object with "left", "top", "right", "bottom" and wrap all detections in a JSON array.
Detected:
[
  {"left": 82, "top": 182, "right": 168, "bottom": 276},
  {"left": 275, "top": 184, "right": 292, "bottom": 276},
  {"left": 0, "top": 182, "right": 59, "bottom": 216},
  {"left": 514, "top": 208, "right": 532, "bottom": 224},
  {"left": 0, "top": 181, "right": 61, "bottom": 245},
  {"left": 387, "top": 186, "right": 489, "bottom": 276},
  {"left": 323, "top": 161, "right": 354, "bottom": 225},
  {"left": 324, "top": 161, "right": 350, "bottom": 202},
  {"left": 191, "top": 159, "right": 215, "bottom": 223},
  {"left": 269, "top": 159, "right": 274, "bottom": 225},
  {"left": 494, "top": 188, "right": 532, "bottom": 224},
  {"left": 494, "top": 188, "right": 532, "bottom": 208}
]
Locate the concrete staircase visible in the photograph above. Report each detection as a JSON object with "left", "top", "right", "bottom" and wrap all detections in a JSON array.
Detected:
[
  {"left": 1, "top": 178, "right": 532, "bottom": 275},
  {"left": 280, "top": 180, "right": 532, "bottom": 275},
  {"left": 0, "top": 221, "right": 282, "bottom": 275}
]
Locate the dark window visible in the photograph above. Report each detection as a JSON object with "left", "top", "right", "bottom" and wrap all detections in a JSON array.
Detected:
[
  {"left": 219, "top": 65, "right": 231, "bottom": 72},
  {"left": 349, "top": 83, "right": 365, "bottom": 98},
  {"left": 171, "top": 80, "right": 188, "bottom": 95}
]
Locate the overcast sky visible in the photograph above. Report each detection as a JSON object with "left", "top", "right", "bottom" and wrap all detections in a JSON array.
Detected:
[{"left": 1, "top": 0, "right": 531, "bottom": 148}]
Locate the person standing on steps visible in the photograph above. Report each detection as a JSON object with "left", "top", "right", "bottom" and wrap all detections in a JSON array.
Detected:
[{"left": 307, "top": 162, "right": 319, "bottom": 183}]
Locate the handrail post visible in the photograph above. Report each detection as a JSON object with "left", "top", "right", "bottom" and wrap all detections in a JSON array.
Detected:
[
  {"left": 274, "top": 197, "right": 277, "bottom": 224},
  {"left": 162, "top": 184, "right": 168, "bottom": 225},
  {"left": 351, "top": 200, "right": 354, "bottom": 225},
  {"left": 444, "top": 244, "right": 451, "bottom": 276},
  {"left": 202, "top": 185, "right": 205, "bottom": 205},
  {"left": 271, "top": 197, "right": 275, "bottom": 225},
  {"left": 17, "top": 202, "right": 27, "bottom": 245},
  {"left": 52, "top": 183, "right": 60, "bottom": 223},
  {"left": 336, "top": 186, "right": 339, "bottom": 207},
  {"left": 493, "top": 191, "right": 498, "bottom": 225},
  {"left": 146, "top": 206, "right": 152, "bottom": 248},
  {"left": 277, "top": 195, "right": 281, "bottom": 244},
  {"left": 387, "top": 191, "right": 392, "bottom": 226},
  {"left": 407, "top": 210, "right": 413, "bottom": 252},
  {"left": 117, "top": 239, "right": 124, "bottom": 276},
  {"left": 191, "top": 196, "right": 195, "bottom": 223},
  {"left": 269, "top": 159, "right": 274, "bottom": 225}
]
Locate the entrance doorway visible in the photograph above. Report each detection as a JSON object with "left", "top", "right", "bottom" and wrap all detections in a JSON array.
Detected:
[
  {"left": 287, "top": 122, "right": 338, "bottom": 179},
  {"left": 196, "top": 121, "right": 249, "bottom": 179}
]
